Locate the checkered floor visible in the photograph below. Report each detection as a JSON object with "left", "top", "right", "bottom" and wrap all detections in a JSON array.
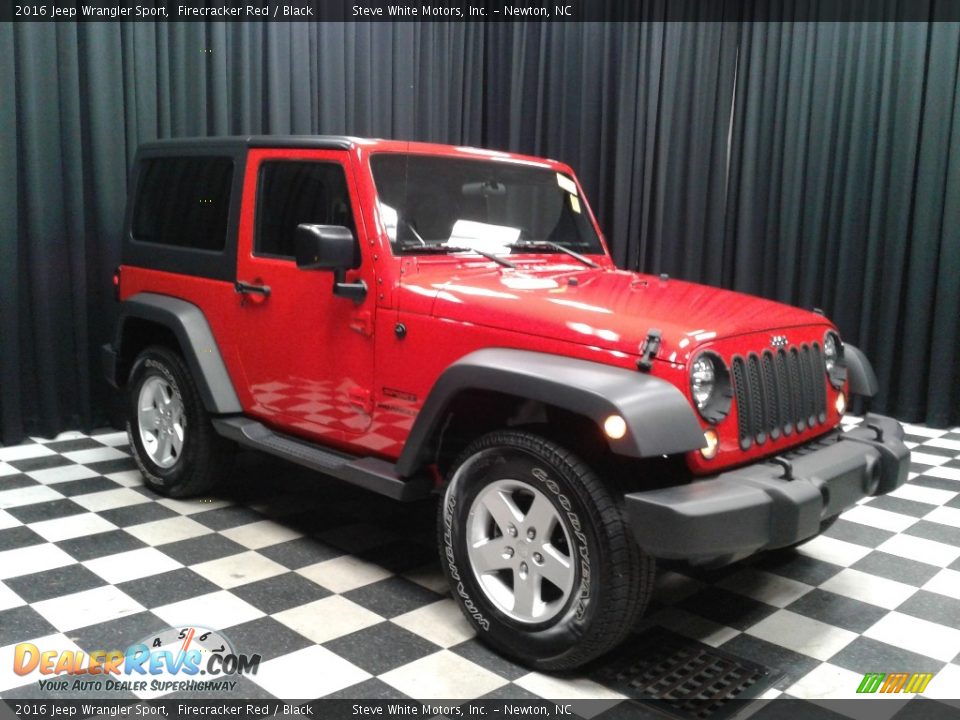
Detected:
[{"left": 1, "top": 417, "right": 959, "bottom": 712}]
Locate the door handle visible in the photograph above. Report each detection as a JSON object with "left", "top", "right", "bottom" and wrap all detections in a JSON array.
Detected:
[{"left": 235, "top": 280, "right": 271, "bottom": 297}]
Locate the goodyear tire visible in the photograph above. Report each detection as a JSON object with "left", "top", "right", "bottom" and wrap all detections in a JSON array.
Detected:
[
  {"left": 126, "top": 346, "right": 233, "bottom": 498},
  {"left": 439, "top": 430, "right": 655, "bottom": 670}
]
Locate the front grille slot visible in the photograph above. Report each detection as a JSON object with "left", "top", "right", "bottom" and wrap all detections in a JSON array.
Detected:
[{"left": 732, "top": 342, "right": 827, "bottom": 449}]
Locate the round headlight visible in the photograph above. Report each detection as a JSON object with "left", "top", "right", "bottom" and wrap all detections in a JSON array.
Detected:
[
  {"left": 823, "top": 331, "right": 846, "bottom": 389},
  {"left": 691, "top": 356, "right": 716, "bottom": 410}
]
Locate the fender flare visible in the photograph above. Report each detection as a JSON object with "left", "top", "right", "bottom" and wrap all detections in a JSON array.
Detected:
[
  {"left": 395, "top": 348, "right": 706, "bottom": 476},
  {"left": 114, "top": 293, "right": 242, "bottom": 414},
  {"left": 844, "top": 343, "right": 879, "bottom": 398}
]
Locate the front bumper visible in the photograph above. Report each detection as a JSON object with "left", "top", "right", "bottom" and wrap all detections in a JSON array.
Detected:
[{"left": 625, "top": 413, "right": 909, "bottom": 563}]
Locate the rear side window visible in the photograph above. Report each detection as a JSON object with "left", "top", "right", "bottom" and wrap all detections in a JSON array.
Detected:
[
  {"left": 132, "top": 157, "right": 233, "bottom": 251},
  {"left": 256, "top": 161, "right": 355, "bottom": 258}
]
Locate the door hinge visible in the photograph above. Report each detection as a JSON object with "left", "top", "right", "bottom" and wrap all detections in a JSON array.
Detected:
[
  {"left": 348, "top": 387, "right": 373, "bottom": 414},
  {"left": 350, "top": 310, "right": 373, "bottom": 337}
]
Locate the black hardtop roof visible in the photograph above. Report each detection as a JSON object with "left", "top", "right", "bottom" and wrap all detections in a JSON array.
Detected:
[{"left": 137, "top": 135, "right": 362, "bottom": 153}]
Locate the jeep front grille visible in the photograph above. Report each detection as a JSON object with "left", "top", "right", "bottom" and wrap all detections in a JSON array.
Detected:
[{"left": 731, "top": 343, "right": 827, "bottom": 450}]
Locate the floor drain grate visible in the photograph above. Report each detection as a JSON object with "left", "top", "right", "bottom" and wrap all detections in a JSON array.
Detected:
[{"left": 592, "top": 628, "right": 781, "bottom": 720}]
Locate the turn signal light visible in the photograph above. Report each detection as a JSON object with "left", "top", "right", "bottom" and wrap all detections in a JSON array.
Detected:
[
  {"left": 835, "top": 391, "right": 847, "bottom": 416},
  {"left": 603, "top": 415, "right": 627, "bottom": 440},
  {"left": 701, "top": 429, "right": 719, "bottom": 459}
]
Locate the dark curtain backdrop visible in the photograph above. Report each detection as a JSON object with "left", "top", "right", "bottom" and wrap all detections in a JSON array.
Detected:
[{"left": 1, "top": 16, "right": 959, "bottom": 446}]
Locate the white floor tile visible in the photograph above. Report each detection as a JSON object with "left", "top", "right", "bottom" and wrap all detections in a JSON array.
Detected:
[
  {"left": 25, "top": 464, "right": 99, "bottom": 485},
  {"left": 925, "top": 437, "right": 960, "bottom": 452},
  {"left": 908, "top": 452, "right": 951, "bottom": 467},
  {"left": 91, "top": 431, "right": 130, "bottom": 447},
  {"left": 0, "top": 544, "right": 75, "bottom": 580},
  {"left": 124, "top": 516, "right": 211, "bottom": 545},
  {"left": 820, "top": 569, "right": 918, "bottom": 610},
  {"left": 864, "top": 612, "right": 960, "bottom": 663},
  {"left": 0, "top": 484, "right": 63, "bottom": 509},
  {"left": 0, "top": 581, "right": 25, "bottom": 611},
  {"left": 889, "top": 484, "right": 957, "bottom": 506},
  {"left": 925, "top": 466, "right": 960, "bottom": 482},
  {"left": 923, "top": 569, "right": 960, "bottom": 601},
  {"left": 0, "top": 462, "right": 17, "bottom": 477},
  {"left": 29, "top": 512, "right": 118, "bottom": 542},
  {"left": 72, "top": 488, "right": 151, "bottom": 512},
  {"left": 922, "top": 663, "right": 960, "bottom": 700},
  {"left": 61, "top": 447, "right": 129, "bottom": 464},
  {"left": 273, "top": 596, "right": 382, "bottom": 644},
  {"left": 0, "top": 444, "right": 55, "bottom": 462},
  {"left": 155, "top": 497, "right": 231, "bottom": 514},
  {"left": 381, "top": 650, "right": 507, "bottom": 701},
  {"left": 746, "top": 610, "right": 858, "bottom": 661},
  {"left": 152, "top": 591, "right": 264, "bottom": 630},
  {"left": 105, "top": 470, "right": 144, "bottom": 488},
  {"left": 923, "top": 506, "right": 960, "bottom": 529},
  {"left": 514, "top": 671, "right": 626, "bottom": 714},
  {"left": 841, "top": 505, "right": 918, "bottom": 533},
  {"left": 402, "top": 564, "right": 450, "bottom": 595},
  {"left": 902, "top": 425, "right": 948, "bottom": 438},
  {"left": 297, "top": 555, "right": 392, "bottom": 594},
  {"left": 249, "top": 645, "right": 370, "bottom": 699},
  {"left": 785, "top": 662, "right": 871, "bottom": 700},
  {"left": 796, "top": 535, "right": 873, "bottom": 567},
  {"left": 85, "top": 547, "right": 182, "bottom": 584},
  {"left": 716, "top": 567, "right": 813, "bottom": 608},
  {"left": 189, "top": 551, "right": 286, "bottom": 589},
  {"left": 877, "top": 533, "right": 960, "bottom": 568},
  {"left": 392, "top": 599, "right": 475, "bottom": 648},
  {"left": 32, "top": 586, "right": 145, "bottom": 632},
  {"left": 0, "top": 510, "right": 18, "bottom": 530},
  {"left": 220, "top": 519, "right": 302, "bottom": 549}
]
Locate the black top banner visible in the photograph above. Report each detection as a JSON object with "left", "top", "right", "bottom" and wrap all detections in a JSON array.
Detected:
[{"left": 3, "top": 0, "right": 960, "bottom": 23}]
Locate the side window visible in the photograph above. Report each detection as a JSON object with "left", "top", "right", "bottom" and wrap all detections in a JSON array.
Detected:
[
  {"left": 132, "top": 157, "right": 233, "bottom": 251},
  {"left": 256, "top": 161, "right": 356, "bottom": 258}
]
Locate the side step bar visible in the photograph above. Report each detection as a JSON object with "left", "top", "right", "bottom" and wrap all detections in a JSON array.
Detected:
[{"left": 212, "top": 417, "right": 433, "bottom": 502}]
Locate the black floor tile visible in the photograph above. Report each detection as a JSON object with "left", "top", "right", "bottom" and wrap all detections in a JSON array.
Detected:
[
  {"left": 258, "top": 537, "right": 343, "bottom": 569},
  {"left": 232, "top": 571, "right": 331, "bottom": 614},
  {"left": 0, "top": 474, "right": 39, "bottom": 491},
  {"left": 890, "top": 698, "right": 960, "bottom": 720},
  {"left": 344, "top": 577, "right": 444, "bottom": 618},
  {"left": 55, "top": 529, "right": 145, "bottom": 561},
  {"left": 84, "top": 458, "right": 138, "bottom": 475},
  {"left": 155, "top": 534, "right": 247, "bottom": 565},
  {"left": 221, "top": 616, "right": 313, "bottom": 662},
  {"left": 866, "top": 495, "right": 935, "bottom": 518},
  {"left": 357, "top": 540, "right": 438, "bottom": 575},
  {"left": 5, "top": 564, "right": 107, "bottom": 603},
  {"left": 896, "top": 590, "right": 960, "bottom": 630},
  {"left": 829, "top": 636, "right": 945, "bottom": 675},
  {"left": 323, "top": 622, "right": 440, "bottom": 675},
  {"left": 48, "top": 476, "right": 121, "bottom": 497},
  {"left": 678, "top": 587, "right": 778, "bottom": 631},
  {"left": 904, "top": 520, "right": 960, "bottom": 548},
  {"left": 191, "top": 506, "right": 266, "bottom": 531},
  {"left": 0, "top": 526, "right": 45, "bottom": 552},
  {"left": 450, "top": 638, "right": 530, "bottom": 681},
  {"left": 7, "top": 455, "right": 75, "bottom": 473},
  {"left": 69, "top": 610, "right": 170, "bottom": 654},
  {"left": 784, "top": 588, "right": 888, "bottom": 634},
  {"left": 821, "top": 518, "right": 894, "bottom": 548},
  {"left": 5, "top": 499, "right": 86, "bottom": 524},
  {"left": 45, "top": 438, "right": 108, "bottom": 453},
  {"left": 100, "top": 502, "right": 178, "bottom": 527},
  {"left": 118, "top": 568, "right": 220, "bottom": 607},
  {"left": 852, "top": 551, "right": 941, "bottom": 586},
  {"left": 747, "top": 698, "right": 850, "bottom": 719},
  {"left": 750, "top": 553, "right": 843, "bottom": 586},
  {"left": 322, "top": 677, "right": 412, "bottom": 701},
  {"left": 717, "top": 634, "right": 819, "bottom": 690},
  {"left": 0, "top": 606, "right": 58, "bottom": 647},
  {"left": 911, "top": 475, "right": 960, "bottom": 492}
]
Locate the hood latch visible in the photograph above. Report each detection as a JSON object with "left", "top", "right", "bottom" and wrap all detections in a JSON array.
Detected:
[{"left": 637, "top": 328, "right": 662, "bottom": 372}]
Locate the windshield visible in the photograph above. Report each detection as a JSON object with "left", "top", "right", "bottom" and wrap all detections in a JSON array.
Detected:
[{"left": 370, "top": 153, "right": 605, "bottom": 256}]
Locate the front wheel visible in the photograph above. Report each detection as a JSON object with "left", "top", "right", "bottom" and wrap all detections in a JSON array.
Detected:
[
  {"left": 126, "top": 345, "right": 233, "bottom": 498},
  {"left": 438, "top": 430, "right": 655, "bottom": 671}
]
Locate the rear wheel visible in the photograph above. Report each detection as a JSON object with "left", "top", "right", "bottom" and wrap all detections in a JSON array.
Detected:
[
  {"left": 439, "top": 429, "right": 655, "bottom": 671},
  {"left": 126, "top": 346, "right": 233, "bottom": 497}
]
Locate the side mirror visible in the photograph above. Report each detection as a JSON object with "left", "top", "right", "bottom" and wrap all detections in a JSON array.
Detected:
[
  {"left": 295, "top": 224, "right": 358, "bottom": 271},
  {"left": 294, "top": 224, "right": 367, "bottom": 303}
]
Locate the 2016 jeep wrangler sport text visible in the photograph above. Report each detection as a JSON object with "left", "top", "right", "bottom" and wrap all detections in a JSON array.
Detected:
[{"left": 103, "top": 136, "right": 910, "bottom": 670}]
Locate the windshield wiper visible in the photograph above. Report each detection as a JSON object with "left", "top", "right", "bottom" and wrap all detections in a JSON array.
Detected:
[
  {"left": 506, "top": 240, "right": 599, "bottom": 268},
  {"left": 397, "top": 241, "right": 517, "bottom": 269}
]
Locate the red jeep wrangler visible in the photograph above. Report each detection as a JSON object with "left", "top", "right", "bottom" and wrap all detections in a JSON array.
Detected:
[{"left": 103, "top": 136, "right": 909, "bottom": 670}]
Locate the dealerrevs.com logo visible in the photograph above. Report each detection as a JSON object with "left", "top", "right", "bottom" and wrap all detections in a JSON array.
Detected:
[{"left": 14, "top": 626, "right": 261, "bottom": 694}]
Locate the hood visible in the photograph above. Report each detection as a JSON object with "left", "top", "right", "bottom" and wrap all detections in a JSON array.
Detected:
[{"left": 399, "top": 259, "right": 831, "bottom": 363}]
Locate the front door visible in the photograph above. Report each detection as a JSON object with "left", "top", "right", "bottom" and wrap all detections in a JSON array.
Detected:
[{"left": 231, "top": 148, "right": 376, "bottom": 443}]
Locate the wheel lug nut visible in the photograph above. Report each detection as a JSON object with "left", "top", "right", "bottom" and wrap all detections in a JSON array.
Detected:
[
  {"left": 519, "top": 561, "right": 528, "bottom": 577},
  {"left": 504, "top": 547, "right": 514, "bottom": 559},
  {"left": 527, "top": 528, "right": 536, "bottom": 540},
  {"left": 533, "top": 552, "right": 543, "bottom": 564},
  {"left": 507, "top": 525, "right": 517, "bottom": 537}
]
